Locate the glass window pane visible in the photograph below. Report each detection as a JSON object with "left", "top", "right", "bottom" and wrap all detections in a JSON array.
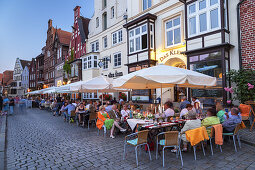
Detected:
[
  {"left": 135, "top": 27, "right": 140, "bottom": 35},
  {"left": 174, "top": 28, "right": 181, "bottom": 44},
  {"left": 130, "top": 30, "right": 134, "bottom": 37},
  {"left": 135, "top": 37, "right": 140, "bottom": 50},
  {"left": 167, "top": 30, "right": 173, "bottom": 46},
  {"left": 143, "top": 0, "right": 148, "bottom": 10},
  {"left": 142, "top": 25, "right": 147, "bottom": 33},
  {"left": 210, "top": 8, "right": 219, "bottom": 29},
  {"left": 130, "top": 39, "right": 134, "bottom": 52},
  {"left": 189, "top": 56, "right": 199, "bottom": 62},
  {"left": 199, "top": 0, "right": 206, "bottom": 10},
  {"left": 166, "top": 21, "right": 172, "bottom": 29},
  {"left": 141, "top": 34, "right": 147, "bottom": 49},
  {"left": 173, "top": 17, "right": 180, "bottom": 26},
  {"left": 210, "top": 0, "right": 218, "bottom": 6},
  {"left": 189, "top": 17, "right": 196, "bottom": 35},
  {"left": 148, "top": 0, "right": 152, "bottom": 8},
  {"left": 199, "top": 13, "right": 207, "bottom": 32},
  {"left": 189, "top": 4, "right": 196, "bottom": 14}
]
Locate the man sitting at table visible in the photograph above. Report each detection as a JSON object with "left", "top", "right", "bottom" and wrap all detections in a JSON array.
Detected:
[
  {"left": 180, "top": 96, "right": 191, "bottom": 110},
  {"left": 180, "top": 104, "right": 193, "bottom": 119},
  {"left": 108, "top": 104, "right": 126, "bottom": 136},
  {"left": 222, "top": 107, "right": 242, "bottom": 133},
  {"left": 179, "top": 110, "right": 201, "bottom": 152},
  {"left": 163, "top": 101, "right": 174, "bottom": 121}
]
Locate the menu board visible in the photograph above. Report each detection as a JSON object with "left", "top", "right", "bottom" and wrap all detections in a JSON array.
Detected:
[{"left": 191, "top": 89, "right": 223, "bottom": 98}]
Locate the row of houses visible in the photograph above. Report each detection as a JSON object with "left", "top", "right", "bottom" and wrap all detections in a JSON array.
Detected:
[{"left": 2, "top": 0, "right": 255, "bottom": 105}]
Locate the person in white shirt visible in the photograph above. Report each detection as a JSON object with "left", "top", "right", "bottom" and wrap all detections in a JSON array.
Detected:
[
  {"left": 191, "top": 97, "right": 200, "bottom": 108},
  {"left": 163, "top": 101, "right": 174, "bottom": 121},
  {"left": 85, "top": 100, "right": 92, "bottom": 110},
  {"left": 180, "top": 104, "right": 193, "bottom": 119},
  {"left": 121, "top": 104, "right": 130, "bottom": 118}
]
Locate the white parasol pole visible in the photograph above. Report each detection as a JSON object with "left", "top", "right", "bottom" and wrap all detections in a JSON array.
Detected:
[
  {"left": 161, "top": 84, "right": 163, "bottom": 114},
  {"left": 101, "top": 92, "right": 104, "bottom": 106}
]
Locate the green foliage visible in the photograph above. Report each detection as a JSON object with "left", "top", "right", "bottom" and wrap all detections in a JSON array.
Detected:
[
  {"left": 227, "top": 69, "right": 255, "bottom": 103},
  {"left": 70, "top": 49, "right": 74, "bottom": 61},
  {"left": 63, "top": 61, "right": 71, "bottom": 75}
]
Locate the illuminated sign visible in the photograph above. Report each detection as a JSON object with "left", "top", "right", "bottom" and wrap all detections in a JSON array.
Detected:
[{"left": 159, "top": 49, "right": 183, "bottom": 62}]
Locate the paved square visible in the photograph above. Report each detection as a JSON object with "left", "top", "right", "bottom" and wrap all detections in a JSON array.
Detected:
[{"left": 6, "top": 108, "right": 255, "bottom": 169}]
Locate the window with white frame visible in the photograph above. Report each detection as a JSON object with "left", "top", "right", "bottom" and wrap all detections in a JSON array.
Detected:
[
  {"left": 112, "top": 30, "right": 122, "bottom": 45},
  {"left": 143, "top": 0, "right": 152, "bottom": 11},
  {"left": 114, "top": 52, "right": 121, "bottom": 67},
  {"left": 103, "top": 57, "right": 109, "bottom": 69},
  {"left": 96, "top": 17, "right": 99, "bottom": 28},
  {"left": 103, "top": 36, "right": 107, "bottom": 48},
  {"left": 150, "top": 24, "right": 154, "bottom": 49},
  {"left": 83, "top": 92, "right": 98, "bottom": 99},
  {"left": 165, "top": 16, "right": 181, "bottom": 48},
  {"left": 129, "top": 24, "right": 148, "bottom": 54},
  {"left": 83, "top": 55, "right": 98, "bottom": 70},
  {"left": 188, "top": 0, "right": 220, "bottom": 37},
  {"left": 111, "top": 6, "right": 115, "bottom": 18},
  {"left": 91, "top": 40, "right": 99, "bottom": 52}
]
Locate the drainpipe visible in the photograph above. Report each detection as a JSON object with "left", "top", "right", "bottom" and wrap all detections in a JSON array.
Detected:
[{"left": 237, "top": 0, "right": 247, "bottom": 70}]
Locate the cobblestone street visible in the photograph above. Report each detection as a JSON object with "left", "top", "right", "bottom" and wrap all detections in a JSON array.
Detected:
[{"left": 5, "top": 108, "right": 255, "bottom": 170}]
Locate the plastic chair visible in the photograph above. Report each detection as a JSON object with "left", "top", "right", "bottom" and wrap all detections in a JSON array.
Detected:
[
  {"left": 156, "top": 131, "right": 183, "bottom": 167},
  {"left": 88, "top": 112, "right": 97, "bottom": 129},
  {"left": 97, "top": 113, "right": 107, "bottom": 137},
  {"left": 123, "top": 130, "right": 151, "bottom": 166},
  {"left": 222, "top": 124, "right": 242, "bottom": 152}
]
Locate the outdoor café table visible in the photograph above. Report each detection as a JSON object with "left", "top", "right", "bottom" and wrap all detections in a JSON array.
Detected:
[{"left": 126, "top": 119, "right": 153, "bottom": 132}]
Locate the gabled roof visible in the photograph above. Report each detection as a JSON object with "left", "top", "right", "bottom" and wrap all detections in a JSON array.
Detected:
[
  {"left": 55, "top": 29, "right": 72, "bottom": 45},
  {"left": 20, "top": 60, "right": 31, "bottom": 69},
  {"left": 78, "top": 16, "right": 90, "bottom": 45}
]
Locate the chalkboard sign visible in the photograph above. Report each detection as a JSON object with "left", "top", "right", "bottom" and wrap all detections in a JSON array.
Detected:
[{"left": 191, "top": 89, "right": 223, "bottom": 98}]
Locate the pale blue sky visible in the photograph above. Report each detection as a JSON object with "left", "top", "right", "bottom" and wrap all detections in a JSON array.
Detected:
[{"left": 0, "top": 0, "right": 94, "bottom": 73}]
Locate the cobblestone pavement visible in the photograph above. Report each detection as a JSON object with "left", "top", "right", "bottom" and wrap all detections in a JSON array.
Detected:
[{"left": 6, "top": 108, "right": 255, "bottom": 170}]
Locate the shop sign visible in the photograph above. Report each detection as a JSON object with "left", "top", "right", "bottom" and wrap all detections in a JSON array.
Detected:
[
  {"left": 107, "top": 70, "right": 123, "bottom": 78},
  {"left": 159, "top": 49, "right": 183, "bottom": 62}
]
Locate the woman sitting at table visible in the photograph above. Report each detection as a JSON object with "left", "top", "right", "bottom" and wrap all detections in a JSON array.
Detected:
[
  {"left": 96, "top": 106, "right": 115, "bottom": 138},
  {"left": 180, "top": 110, "right": 201, "bottom": 152},
  {"left": 163, "top": 101, "right": 174, "bottom": 121},
  {"left": 75, "top": 102, "right": 86, "bottom": 125},
  {"left": 201, "top": 108, "right": 220, "bottom": 137},
  {"left": 59, "top": 102, "right": 68, "bottom": 117},
  {"left": 121, "top": 104, "right": 130, "bottom": 119}
]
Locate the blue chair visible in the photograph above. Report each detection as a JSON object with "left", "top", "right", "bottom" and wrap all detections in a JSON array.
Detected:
[
  {"left": 223, "top": 124, "right": 242, "bottom": 152},
  {"left": 123, "top": 130, "right": 151, "bottom": 166},
  {"left": 156, "top": 131, "right": 183, "bottom": 167}
]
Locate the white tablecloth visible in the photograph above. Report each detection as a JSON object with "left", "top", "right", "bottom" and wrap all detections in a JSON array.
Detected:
[{"left": 127, "top": 119, "right": 153, "bottom": 131}]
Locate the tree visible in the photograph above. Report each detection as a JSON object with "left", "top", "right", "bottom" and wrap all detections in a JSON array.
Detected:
[{"left": 227, "top": 69, "right": 255, "bottom": 103}]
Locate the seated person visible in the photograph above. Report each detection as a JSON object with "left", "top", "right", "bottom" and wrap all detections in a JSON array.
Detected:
[
  {"left": 105, "top": 101, "right": 113, "bottom": 113},
  {"left": 59, "top": 102, "right": 68, "bottom": 116},
  {"left": 201, "top": 108, "right": 220, "bottom": 137},
  {"left": 180, "top": 96, "right": 191, "bottom": 110},
  {"left": 121, "top": 104, "right": 130, "bottom": 119},
  {"left": 39, "top": 99, "right": 45, "bottom": 109},
  {"left": 63, "top": 101, "right": 76, "bottom": 122},
  {"left": 180, "top": 111, "right": 201, "bottom": 151},
  {"left": 180, "top": 104, "right": 193, "bottom": 119},
  {"left": 96, "top": 106, "right": 115, "bottom": 138},
  {"left": 163, "top": 101, "right": 174, "bottom": 121},
  {"left": 108, "top": 104, "right": 126, "bottom": 137},
  {"left": 222, "top": 107, "right": 242, "bottom": 133},
  {"left": 216, "top": 103, "right": 226, "bottom": 123},
  {"left": 75, "top": 102, "right": 86, "bottom": 125},
  {"left": 224, "top": 105, "right": 241, "bottom": 119}
]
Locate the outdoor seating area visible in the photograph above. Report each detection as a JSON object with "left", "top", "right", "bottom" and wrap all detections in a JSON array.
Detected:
[{"left": 19, "top": 64, "right": 254, "bottom": 167}]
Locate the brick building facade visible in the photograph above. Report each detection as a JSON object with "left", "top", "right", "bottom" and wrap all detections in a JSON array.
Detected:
[
  {"left": 240, "top": 0, "right": 255, "bottom": 69},
  {"left": 29, "top": 58, "right": 37, "bottom": 91},
  {"left": 36, "top": 48, "right": 45, "bottom": 90}
]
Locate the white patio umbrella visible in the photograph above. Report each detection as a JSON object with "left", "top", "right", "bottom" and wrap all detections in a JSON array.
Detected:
[
  {"left": 113, "top": 64, "right": 217, "bottom": 111},
  {"left": 42, "top": 86, "right": 57, "bottom": 94},
  {"left": 80, "top": 75, "right": 129, "bottom": 105}
]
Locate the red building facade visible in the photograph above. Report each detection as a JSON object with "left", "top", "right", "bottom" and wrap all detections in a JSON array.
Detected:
[
  {"left": 29, "top": 58, "right": 37, "bottom": 91},
  {"left": 240, "top": 0, "right": 255, "bottom": 69}
]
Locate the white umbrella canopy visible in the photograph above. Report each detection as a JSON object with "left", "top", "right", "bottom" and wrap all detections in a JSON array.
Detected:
[
  {"left": 80, "top": 75, "right": 128, "bottom": 93},
  {"left": 42, "top": 86, "right": 57, "bottom": 94},
  {"left": 113, "top": 64, "right": 217, "bottom": 89}
]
